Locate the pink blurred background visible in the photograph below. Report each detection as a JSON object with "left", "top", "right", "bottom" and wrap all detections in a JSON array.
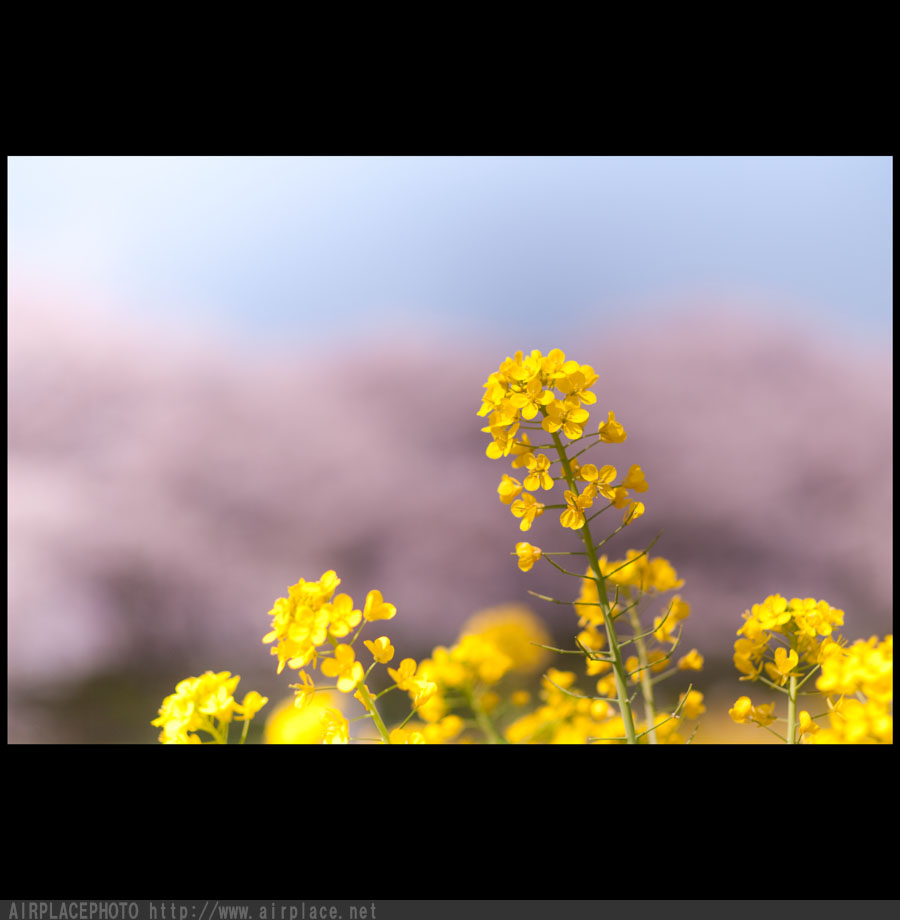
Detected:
[{"left": 7, "top": 156, "right": 892, "bottom": 742}]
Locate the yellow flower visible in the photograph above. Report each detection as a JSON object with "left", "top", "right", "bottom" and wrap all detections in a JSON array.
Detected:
[
  {"left": 263, "top": 571, "right": 340, "bottom": 674},
  {"left": 544, "top": 668, "right": 577, "bottom": 690},
  {"left": 264, "top": 693, "right": 342, "bottom": 744},
  {"left": 497, "top": 474, "right": 524, "bottom": 504},
  {"left": 734, "top": 645, "right": 762, "bottom": 679},
  {"left": 461, "top": 605, "right": 552, "bottom": 674},
  {"left": 653, "top": 611, "right": 678, "bottom": 644},
  {"left": 575, "top": 575, "right": 604, "bottom": 627},
  {"left": 480, "top": 691, "right": 501, "bottom": 714},
  {"left": 510, "top": 492, "right": 545, "bottom": 531},
  {"left": 390, "top": 727, "right": 426, "bottom": 744},
  {"left": 320, "top": 644, "right": 364, "bottom": 692},
  {"left": 753, "top": 595, "right": 791, "bottom": 630},
  {"left": 484, "top": 421, "right": 519, "bottom": 459},
  {"left": 523, "top": 453, "right": 554, "bottom": 491},
  {"left": 622, "top": 501, "right": 645, "bottom": 525},
  {"left": 418, "top": 714, "right": 464, "bottom": 744},
  {"left": 729, "top": 696, "right": 753, "bottom": 723},
  {"left": 678, "top": 649, "right": 704, "bottom": 671},
  {"left": 590, "top": 464, "right": 618, "bottom": 500},
  {"left": 289, "top": 670, "right": 317, "bottom": 709},
  {"left": 326, "top": 593, "right": 362, "bottom": 638},
  {"left": 541, "top": 398, "right": 591, "bottom": 440},
  {"left": 499, "top": 349, "right": 541, "bottom": 385},
  {"left": 515, "top": 542, "right": 543, "bottom": 572},
  {"left": 670, "top": 596, "right": 691, "bottom": 620},
  {"left": 409, "top": 678, "right": 438, "bottom": 709},
  {"left": 810, "top": 697, "right": 892, "bottom": 744},
  {"left": 816, "top": 634, "right": 892, "bottom": 703},
  {"left": 415, "top": 688, "right": 447, "bottom": 723},
  {"left": 320, "top": 708, "right": 349, "bottom": 744},
  {"left": 774, "top": 646, "right": 799, "bottom": 677},
  {"left": 798, "top": 710, "right": 820, "bottom": 736},
  {"left": 509, "top": 433, "right": 535, "bottom": 469},
  {"left": 388, "top": 658, "right": 419, "bottom": 691},
  {"left": 481, "top": 395, "right": 521, "bottom": 445},
  {"left": 363, "top": 589, "right": 397, "bottom": 621},
  {"left": 577, "top": 625, "right": 605, "bottom": 653},
  {"left": 625, "top": 655, "right": 642, "bottom": 683},
  {"left": 363, "top": 636, "right": 395, "bottom": 664},
  {"left": 450, "top": 634, "right": 513, "bottom": 684},
  {"left": 560, "top": 488, "right": 594, "bottom": 530},
  {"left": 730, "top": 693, "right": 776, "bottom": 727},
  {"left": 196, "top": 672, "right": 241, "bottom": 722},
  {"left": 478, "top": 371, "right": 507, "bottom": 417},
  {"left": 152, "top": 670, "right": 256, "bottom": 744},
  {"left": 597, "top": 410, "right": 627, "bottom": 443},
  {"left": 679, "top": 690, "right": 706, "bottom": 720},
  {"left": 554, "top": 360, "right": 599, "bottom": 405},
  {"left": 578, "top": 463, "right": 599, "bottom": 482},
  {"left": 235, "top": 690, "right": 269, "bottom": 721},
  {"left": 508, "top": 375, "right": 555, "bottom": 419},
  {"left": 622, "top": 464, "right": 648, "bottom": 493},
  {"left": 585, "top": 655, "right": 611, "bottom": 677}
]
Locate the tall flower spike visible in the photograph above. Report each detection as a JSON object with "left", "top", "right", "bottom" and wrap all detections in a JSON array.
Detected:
[{"left": 478, "top": 349, "right": 698, "bottom": 743}]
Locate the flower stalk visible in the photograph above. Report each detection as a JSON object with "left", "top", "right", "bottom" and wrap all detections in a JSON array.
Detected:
[{"left": 549, "top": 429, "right": 638, "bottom": 743}]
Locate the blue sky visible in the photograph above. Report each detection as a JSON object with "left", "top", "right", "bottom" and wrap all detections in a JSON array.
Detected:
[{"left": 8, "top": 155, "right": 892, "bottom": 346}]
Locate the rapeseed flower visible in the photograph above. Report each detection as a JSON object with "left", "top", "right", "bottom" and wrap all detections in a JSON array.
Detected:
[
  {"left": 320, "top": 644, "right": 364, "bottom": 693},
  {"left": 514, "top": 542, "right": 543, "bottom": 572},
  {"left": 152, "top": 671, "right": 266, "bottom": 744},
  {"left": 364, "top": 636, "right": 395, "bottom": 664}
]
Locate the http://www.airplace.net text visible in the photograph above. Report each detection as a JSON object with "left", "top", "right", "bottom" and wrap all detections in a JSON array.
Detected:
[{"left": 6, "top": 903, "right": 378, "bottom": 920}]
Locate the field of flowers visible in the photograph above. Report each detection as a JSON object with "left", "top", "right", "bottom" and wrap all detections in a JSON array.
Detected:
[{"left": 153, "top": 349, "right": 892, "bottom": 744}]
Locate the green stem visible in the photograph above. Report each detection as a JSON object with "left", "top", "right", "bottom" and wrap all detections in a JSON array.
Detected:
[
  {"left": 627, "top": 604, "right": 657, "bottom": 744},
  {"left": 466, "top": 685, "right": 507, "bottom": 744},
  {"left": 355, "top": 683, "right": 391, "bottom": 744},
  {"left": 794, "top": 664, "right": 820, "bottom": 691},
  {"left": 549, "top": 429, "right": 638, "bottom": 743},
  {"left": 786, "top": 674, "right": 797, "bottom": 744}
]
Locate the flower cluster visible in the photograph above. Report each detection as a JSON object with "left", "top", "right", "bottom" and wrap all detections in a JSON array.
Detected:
[
  {"left": 728, "top": 696, "right": 776, "bottom": 727},
  {"left": 574, "top": 552, "right": 685, "bottom": 628},
  {"left": 729, "top": 595, "right": 892, "bottom": 743},
  {"left": 503, "top": 664, "right": 704, "bottom": 745},
  {"left": 817, "top": 634, "right": 893, "bottom": 702},
  {"left": 262, "top": 570, "right": 395, "bottom": 675},
  {"left": 481, "top": 349, "right": 647, "bottom": 532},
  {"left": 148, "top": 345, "right": 891, "bottom": 747},
  {"left": 504, "top": 667, "right": 628, "bottom": 744},
  {"left": 151, "top": 671, "right": 268, "bottom": 744},
  {"left": 402, "top": 605, "right": 552, "bottom": 742},
  {"left": 261, "top": 571, "right": 494, "bottom": 744},
  {"left": 732, "top": 594, "right": 845, "bottom": 683},
  {"left": 807, "top": 635, "right": 893, "bottom": 744}
]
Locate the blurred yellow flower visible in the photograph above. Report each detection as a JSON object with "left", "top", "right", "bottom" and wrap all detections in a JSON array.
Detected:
[{"left": 264, "top": 693, "right": 343, "bottom": 744}]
